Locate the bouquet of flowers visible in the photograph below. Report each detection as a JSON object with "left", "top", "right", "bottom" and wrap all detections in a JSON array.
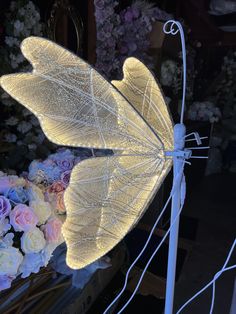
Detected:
[
  {"left": 0, "top": 172, "right": 63, "bottom": 291},
  {"left": 187, "top": 101, "right": 222, "bottom": 123}
]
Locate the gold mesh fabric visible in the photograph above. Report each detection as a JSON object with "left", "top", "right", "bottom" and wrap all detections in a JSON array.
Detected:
[{"left": 0, "top": 37, "right": 173, "bottom": 269}]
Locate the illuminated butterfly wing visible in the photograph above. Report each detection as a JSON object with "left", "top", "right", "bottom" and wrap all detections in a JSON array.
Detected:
[
  {"left": 0, "top": 37, "right": 159, "bottom": 153},
  {"left": 112, "top": 57, "right": 173, "bottom": 151},
  {"left": 0, "top": 37, "right": 173, "bottom": 269},
  {"left": 63, "top": 153, "right": 171, "bottom": 269}
]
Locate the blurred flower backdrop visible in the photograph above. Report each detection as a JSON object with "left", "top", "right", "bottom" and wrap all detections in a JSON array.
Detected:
[
  {"left": 0, "top": 0, "right": 56, "bottom": 174},
  {"left": 95, "top": 0, "right": 172, "bottom": 79}
]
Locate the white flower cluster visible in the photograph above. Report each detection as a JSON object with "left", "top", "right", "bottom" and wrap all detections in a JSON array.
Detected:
[
  {"left": 4, "top": 1, "right": 43, "bottom": 70},
  {"left": 219, "top": 52, "right": 236, "bottom": 96},
  {"left": 222, "top": 52, "right": 236, "bottom": 76},
  {"left": 0, "top": 173, "right": 64, "bottom": 290},
  {"left": 160, "top": 60, "right": 178, "bottom": 87},
  {"left": 160, "top": 58, "right": 195, "bottom": 100},
  {"left": 1, "top": 1, "right": 50, "bottom": 162},
  {"left": 187, "top": 101, "right": 221, "bottom": 123}
]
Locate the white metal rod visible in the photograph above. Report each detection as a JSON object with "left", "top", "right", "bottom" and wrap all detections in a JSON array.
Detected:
[
  {"left": 164, "top": 124, "right": 186, "bottom": 314},
  {"left": 188, "top": 146, "right": 210, "bottom": 150}
]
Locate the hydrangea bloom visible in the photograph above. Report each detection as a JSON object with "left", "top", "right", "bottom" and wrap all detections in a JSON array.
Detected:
[{"left": 95, "top": 0, "right": 172, "bottom": 79}]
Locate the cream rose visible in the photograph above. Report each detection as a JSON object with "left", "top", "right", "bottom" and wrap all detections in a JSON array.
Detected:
[
  {"left": 29, "top": 200, "right": 52, "bottom": 225},
  {"left": 27, "top": 184, "right": 45, "bottom": 202},
  {"left": 21, "top": 228, "right": 46, "bottom": 254},
  {"left": 0, "top": 247, "right": 23, "bottom": 276}
]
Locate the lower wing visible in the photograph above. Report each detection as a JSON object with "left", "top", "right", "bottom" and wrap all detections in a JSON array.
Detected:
[{"left": 62, "top": 152, "right": 172, "bottom": 269}]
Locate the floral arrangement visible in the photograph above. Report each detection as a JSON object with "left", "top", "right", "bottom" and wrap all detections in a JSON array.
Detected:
[
  {"left": 0, "top": 172, "right": 63, "bottom": 291},
  {"left": 95, "top": 0, "right": 171, "bottom": 79},
  {"left": 0, "top": 0, "right": 55, "bottom": 172},
  {"left": 160, "top": 59, "right": 179, "bottom": 89},
  {"left": 187, "top": 101, "right": 222, "bottom": 123},
  {"left": 27, "top": 148, "right": 93, "bottom": 215}
]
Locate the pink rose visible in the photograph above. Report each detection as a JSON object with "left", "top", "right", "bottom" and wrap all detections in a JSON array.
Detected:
[
  {"left": 9, "top": 204, "right": 38, "bottom": 232},
  {"left": 60, "top": 171, "right": 71, "bottom": 186},
  {"left": 42, "top": 217, "right": 62, "bottom": 243},
  {"left": 55, "top": 191, "right": 66, "bottom": 214},
  {"left": 0, "top": 275, "right": 15, "bottom": 291},
  {"left": 46, "top": 181, "right": 65, "bottom": 194},
  {"left": 0, "top": 196, "right": 11, "bottom": 219}
]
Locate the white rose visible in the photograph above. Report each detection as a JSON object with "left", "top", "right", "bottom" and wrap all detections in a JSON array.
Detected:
[
  {"left": 21, "top": 228, "right": 46, "bottom": 254},
  {"left": 27, "top": 185, "right": 44, "bottom": 202},
  {"left": 30, "top": 200, "right": 52, "bottom": 225},
  {"left": 0, "top": 247, "right": 23, "bottom": 276},
  {"left": 160, "top": 60, "right": 178, "bottom": 87},
  {"left": 2, "top": 233, "right": 14, "bottom": 247},
  {"left": 41, "top": 243, "right": 58, "bottom": 266},
  {"left": 0, "top": 218, "right": 11, "bottom": 236},
  {"left": 19, "top": 253, "right": 43, "bottom": 278},
  {"left": 14, "top": 20, "right": 24, "bottom": 32}
]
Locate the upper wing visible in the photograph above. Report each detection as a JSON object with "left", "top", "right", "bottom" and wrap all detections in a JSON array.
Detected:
[
  {"left": 0, "top": 37, "right": 161, "bottom": 153},
  {"left": 62, "top": 152, "right": 172, "bottom": 269},
  {"left": 112, "top": 57, "right": 173, "bottom": 151}
]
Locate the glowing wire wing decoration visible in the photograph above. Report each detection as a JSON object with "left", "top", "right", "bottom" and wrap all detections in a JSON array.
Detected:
[{"left": 0, "top": 37, "right": 173, "bottom": 269}]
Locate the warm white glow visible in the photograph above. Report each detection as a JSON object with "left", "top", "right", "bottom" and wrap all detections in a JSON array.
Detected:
[{"left": 0, "top": 37, "right": 173, "bottom": 269}]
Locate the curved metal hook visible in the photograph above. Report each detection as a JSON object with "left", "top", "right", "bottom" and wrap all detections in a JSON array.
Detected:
[{"left": 163, "top": 20, "right": 187, "bottom": 124}]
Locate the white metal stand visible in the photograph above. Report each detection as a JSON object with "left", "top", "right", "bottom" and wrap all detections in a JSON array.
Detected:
[{"left": 164, "top": 123, "right": 186, "bottom": 314}]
